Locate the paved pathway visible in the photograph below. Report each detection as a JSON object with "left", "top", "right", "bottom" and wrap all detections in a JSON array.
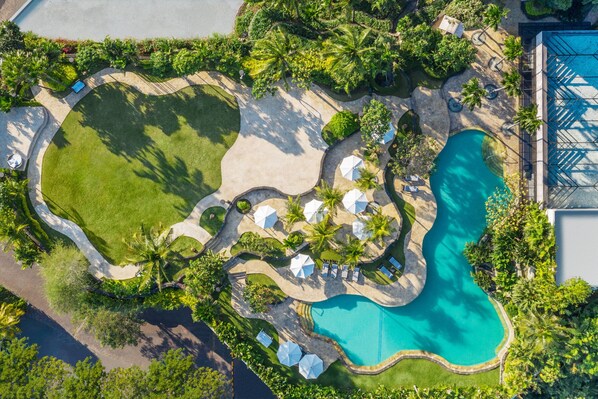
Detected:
[
  {"left": 0, "top": 106, "right": 46, "bottom": 170},
  {"left": 29, "top": 69, "right": 347, "bottom": 278},
  {"left": 0, "top": 0, "right": 25, "bottom": 20}
]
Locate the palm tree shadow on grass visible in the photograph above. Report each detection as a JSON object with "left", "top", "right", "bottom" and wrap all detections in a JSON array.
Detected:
[{"left": 134, "top": 147, "right": 216, "bottom": 214}]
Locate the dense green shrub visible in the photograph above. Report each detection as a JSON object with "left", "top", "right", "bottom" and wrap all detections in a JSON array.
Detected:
[
  {"left": 75, "top": 42, "right": 103, "bottom": 73},
  {"left": 353, "top": 11, "right": 393, "bottom": 32},
  {"left": 42, "top": 62, "right": 78, "bottom": 92},
  {"left": 235, "top": 8, "right": 255, "bottom": 37},
  {"left": 321, "top": 111, "right": 360, "bottom": 145},
  {"left": 248, "top": 8, "right": 275, "bottom": 41},
  {"left": 283, "top": 231, "right": 304, "bottom": 250},
  {"left": 236, "top": 199, "right": 252, "bottom": 214},
  {"left": 443, "top": 0, "right": 486, "bottom": 28},
  {"left": 149, "top": 51, "right": 172, "bottom": 77}
]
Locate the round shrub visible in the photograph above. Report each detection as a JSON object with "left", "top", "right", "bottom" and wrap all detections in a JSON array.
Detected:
[
  {"left": 283, "top": 231, "right": 304, "bottom": 250},
  {"left": 236, "top": 199, "right": 252, "bottom": 214},
  {"left": 321, "top": 111, "right": 360, "bottom": 145}
]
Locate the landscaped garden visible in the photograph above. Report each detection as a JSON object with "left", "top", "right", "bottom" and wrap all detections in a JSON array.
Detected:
[{"left": 41, "top": 83, "right": 240, "bottom": 263}]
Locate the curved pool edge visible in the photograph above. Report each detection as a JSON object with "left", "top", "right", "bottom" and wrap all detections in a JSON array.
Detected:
[
  {"left": 309, "top": 128, "right": 514, "bottom": 374},
  {"left": 300, "top": 296, "right": 514, "bottom": 375}
]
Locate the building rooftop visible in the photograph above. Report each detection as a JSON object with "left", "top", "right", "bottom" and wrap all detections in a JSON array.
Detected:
[{"left": 551, "top": 209, "right": 598, "bottom": 287}]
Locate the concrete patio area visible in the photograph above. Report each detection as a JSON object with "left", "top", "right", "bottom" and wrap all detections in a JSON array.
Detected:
[{"left": 0, "top": 107, "right": 46, "bottom": 170}]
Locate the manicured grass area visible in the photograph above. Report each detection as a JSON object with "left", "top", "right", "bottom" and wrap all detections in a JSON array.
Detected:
[
  {"left": 42, "top": 83, "right": 240, "bottom": 264},
  {"left": 170, "top": 235, "right": 203, "bottom": 258},
  {"left": 407, "top": 67, "right": 444, "bottom": 91},
  {"left": 317, "top": 359, "right": 500, "bottom": 390},
  {"left": 524, "top": 0, "right": 553, "bottom": 17},
  {"left": 482, "top": 135, "right": 506, "bottom": 177},
  {"left": 246, "top": 274, "right": 287, "bottom": 303},
  {"left": 199, "top": 206, "right": 227, "bottom": 236}
]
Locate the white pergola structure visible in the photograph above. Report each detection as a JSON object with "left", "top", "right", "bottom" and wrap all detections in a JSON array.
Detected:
[
  {"left": 342, "top": 189, "right": 368, "bottom": 214},
  {"left": 339, "top": 155, "right": 364, "bottom": 181},
  {"left": 254, "top": 205, "right": 278, "bottom": 229},
  {"left": 290, "top": 254, "right": 315, "bottom": 279}
]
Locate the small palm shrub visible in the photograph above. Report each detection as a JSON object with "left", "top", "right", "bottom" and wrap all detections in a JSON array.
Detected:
[
  {"left": 283, "top": 231, "right": 304, "bottom": 250},
  {"left": 236, "top": 199, "right": 252, "bottom": 214},
  {"left": 321, "top": 111, "right": 360, "bottom": 145}
]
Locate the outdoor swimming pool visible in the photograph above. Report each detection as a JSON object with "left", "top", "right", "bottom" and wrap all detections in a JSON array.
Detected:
[
  {"left": 13, "top": 0, "right": 243, "bottom": 40},
  {"left": 311, "top": 130, "right": 506, "bottom": 367}
]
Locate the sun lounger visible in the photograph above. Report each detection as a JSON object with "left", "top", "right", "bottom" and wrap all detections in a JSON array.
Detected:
[
  {"left": 405, "top": 175, "right": 420, "bottom": 183},
  {"left": 71, "top": 80, "right": 86, "bottom": 93},
  {"left": 378, "top": 266, "right": 393, "bottom": 279},
  {"left": 341, "top": 265, "right": 348, "bottom": 279},
  {"left": 352, "top": 267, "right": 360, "bottom": 283},
  {"left": 389, "top": 257, "right": 403, "bottom": 270},
  {"left": 403, "top": 185, "right": 419, "bottom": 193},
  {"left": 331, "top": 264, "right": 338, "bottom": 278},
  {"left": 322, "top": 262, "right": 330, "bottom": 277}
]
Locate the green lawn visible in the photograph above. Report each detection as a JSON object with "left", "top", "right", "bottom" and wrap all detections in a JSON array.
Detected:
[
  {"left": 170, "top": 236, "right": 203, "bottom": 259},
  {"left": 317, "top": 359, "right": 500, "bottom": 390},
  {"left": 246, "top": 274, "right": 287, "bottom": 303},
  {"left": 42, "top": 83, "right": 240, "bottom": 264},
  {"left": 199, "top": 206, "right": 227, "bottom": 236}
]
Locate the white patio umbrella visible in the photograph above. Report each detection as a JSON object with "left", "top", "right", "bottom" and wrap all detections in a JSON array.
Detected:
[
  {"left": 379, "top": 122, "right": 396, "bottom": 144},
  {"left": 298, "top": 354, "right": 324, "bottom": 379},
  {"left": 290, "top": 254, "right": 314, "bottom": 278},
  {"left": 339, "top": 155, "right": 364, "bottom": 181},
  {"left": 277, "top": 341, "right": 302, "bottom": 366},
  {"left": 342, "top": 189, "right": 368, "bottom": 214},
  {"left": 352, "top": 218, "right": 372, "bottom": 240},
  {"left": 254, "top": 205, "right": 278, "bottom": 229},
  {"left": 303, "top": 199, "right": 326, "bottom": 223}
]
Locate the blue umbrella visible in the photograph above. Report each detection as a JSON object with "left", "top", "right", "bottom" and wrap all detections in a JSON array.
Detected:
[
  {"left": 299, "top": 354, "right": 324, "bottom": 379},
  {"left": 277, "top": 341, "right": 302, "bottom": 366}
]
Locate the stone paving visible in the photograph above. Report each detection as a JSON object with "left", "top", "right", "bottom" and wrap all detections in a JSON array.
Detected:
[
  {"left": 229, "top": 274, "right": 341, "bottom": 368},
  {"left": 0, "top": 106, "right": 46, "bottom": 170}
]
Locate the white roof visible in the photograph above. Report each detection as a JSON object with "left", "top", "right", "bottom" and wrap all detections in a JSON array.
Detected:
[
  {"left": 303, "top": 199, "right": 326, "bottom": 223},
  {"left": 553, "top": 209, "right": 598, "bottom": 287},
  {"left": 342, "top": 189, "right": 368, "bottom": 214},
  {"left": 339, "top": 155, "right": 364, "bottom": 181},
  {"left": 439, "top": 15, "right": 464, "bottom": 38},
  {"left": 290, "top": 253, "right": 315, "bottom": 278},
  {"left": 277, "top": 341, "right": 302, "bottom": 366},
  {"left": 352, "top": 218, "right": 372, "bottom": 240},
  {"left": 254, "top": 205, "right": 278, "bottom": 229},
  {"left": 298, "top": 354, "right": 324, "bottom": 379}
]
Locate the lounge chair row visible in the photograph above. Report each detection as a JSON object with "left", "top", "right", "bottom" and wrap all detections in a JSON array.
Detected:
[{"left": 321, "top": 263, "right": 361, "bottom": 283}]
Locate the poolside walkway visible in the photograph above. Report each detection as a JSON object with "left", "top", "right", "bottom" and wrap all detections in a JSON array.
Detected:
[{"left": 0, "top": 106, "right": 46, "bottom": 171}]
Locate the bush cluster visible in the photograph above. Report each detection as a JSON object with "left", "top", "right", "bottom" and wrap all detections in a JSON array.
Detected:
[{"left": 321, "top": 111, "right": 360, "bottom": 145}]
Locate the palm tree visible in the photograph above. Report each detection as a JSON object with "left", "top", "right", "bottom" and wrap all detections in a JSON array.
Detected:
[
  {"left": 0, "top": 303, "right": 24, "bottom": 342},
  {"left": 246, "top": 29, "right": 298, "bottom": 90},
  {"left": 473, "top": 5, "right": 510, "bottom": 44},
  {"left": 491, "top": 36, "right": 523, "bottom": 70},
  {"left": 342, "top": 235, "right": 365, "bottom": 267},
  {"left": 126, "top": 225, "right": 175, "bottom": 291},
  {"left": 461, "top": 78, "right": 486, "bottom": 111},
  {"left": 0, "top": 218, "right": 28, "bottom": 251},
  {"left": 355, "top": 168, "right": 380, "bottom": 191},
  {"left": 305, "top": 215, "right": 341, "bottom": 252},
  {"left": 284, "top": 196, "right": 305, "bottom": 229},
  {"left": 315, "top": 181, "right": 344, "bottom": 216},
  {"left": 365, "top": 209, "right": 395, "bottom": 243},
  {"left": 513, "top": 104, "right": 542, "bottom": 134},
  {"left": 494, "top": 69, "right": 522, "bottom": 97},
  {"left": 323, "top": 25, "right": 375, "bottom": 92}
]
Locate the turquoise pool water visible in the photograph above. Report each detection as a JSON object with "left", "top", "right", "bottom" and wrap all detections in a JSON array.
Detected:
[{"left": 311, "top": 130, "right": 506, "bottom": 366}]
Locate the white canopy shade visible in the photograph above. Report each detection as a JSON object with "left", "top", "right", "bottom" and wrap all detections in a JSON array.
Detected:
[
  {"left": 7, "top": 154, "right": 23, "bottom": 169},
  {"left": 380, "top": 122, "right": 396, "bottom": 144},
  {"left": 339, "top": 155, "right": 364, "bottom": 181},
  {"left": 290, "top": 254, "right": 314, "bottom": 278},
  {"left": 254, "top": 205, "right": 278, "bottom": 229},
  {"left": 352, "top": 218, "right": 372, "bottom": 240},
  {"left": 298, "top": 354, "right": 324, "bottom": 379},
  {"left": 277, "top": 341, "right": 302, "bottom": 366},
  {"left": 303, "top": 199, "right": 326, "bottom": 223},
  {"left": 342, "top": 189, "right": 368, "bottom": 214}
]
